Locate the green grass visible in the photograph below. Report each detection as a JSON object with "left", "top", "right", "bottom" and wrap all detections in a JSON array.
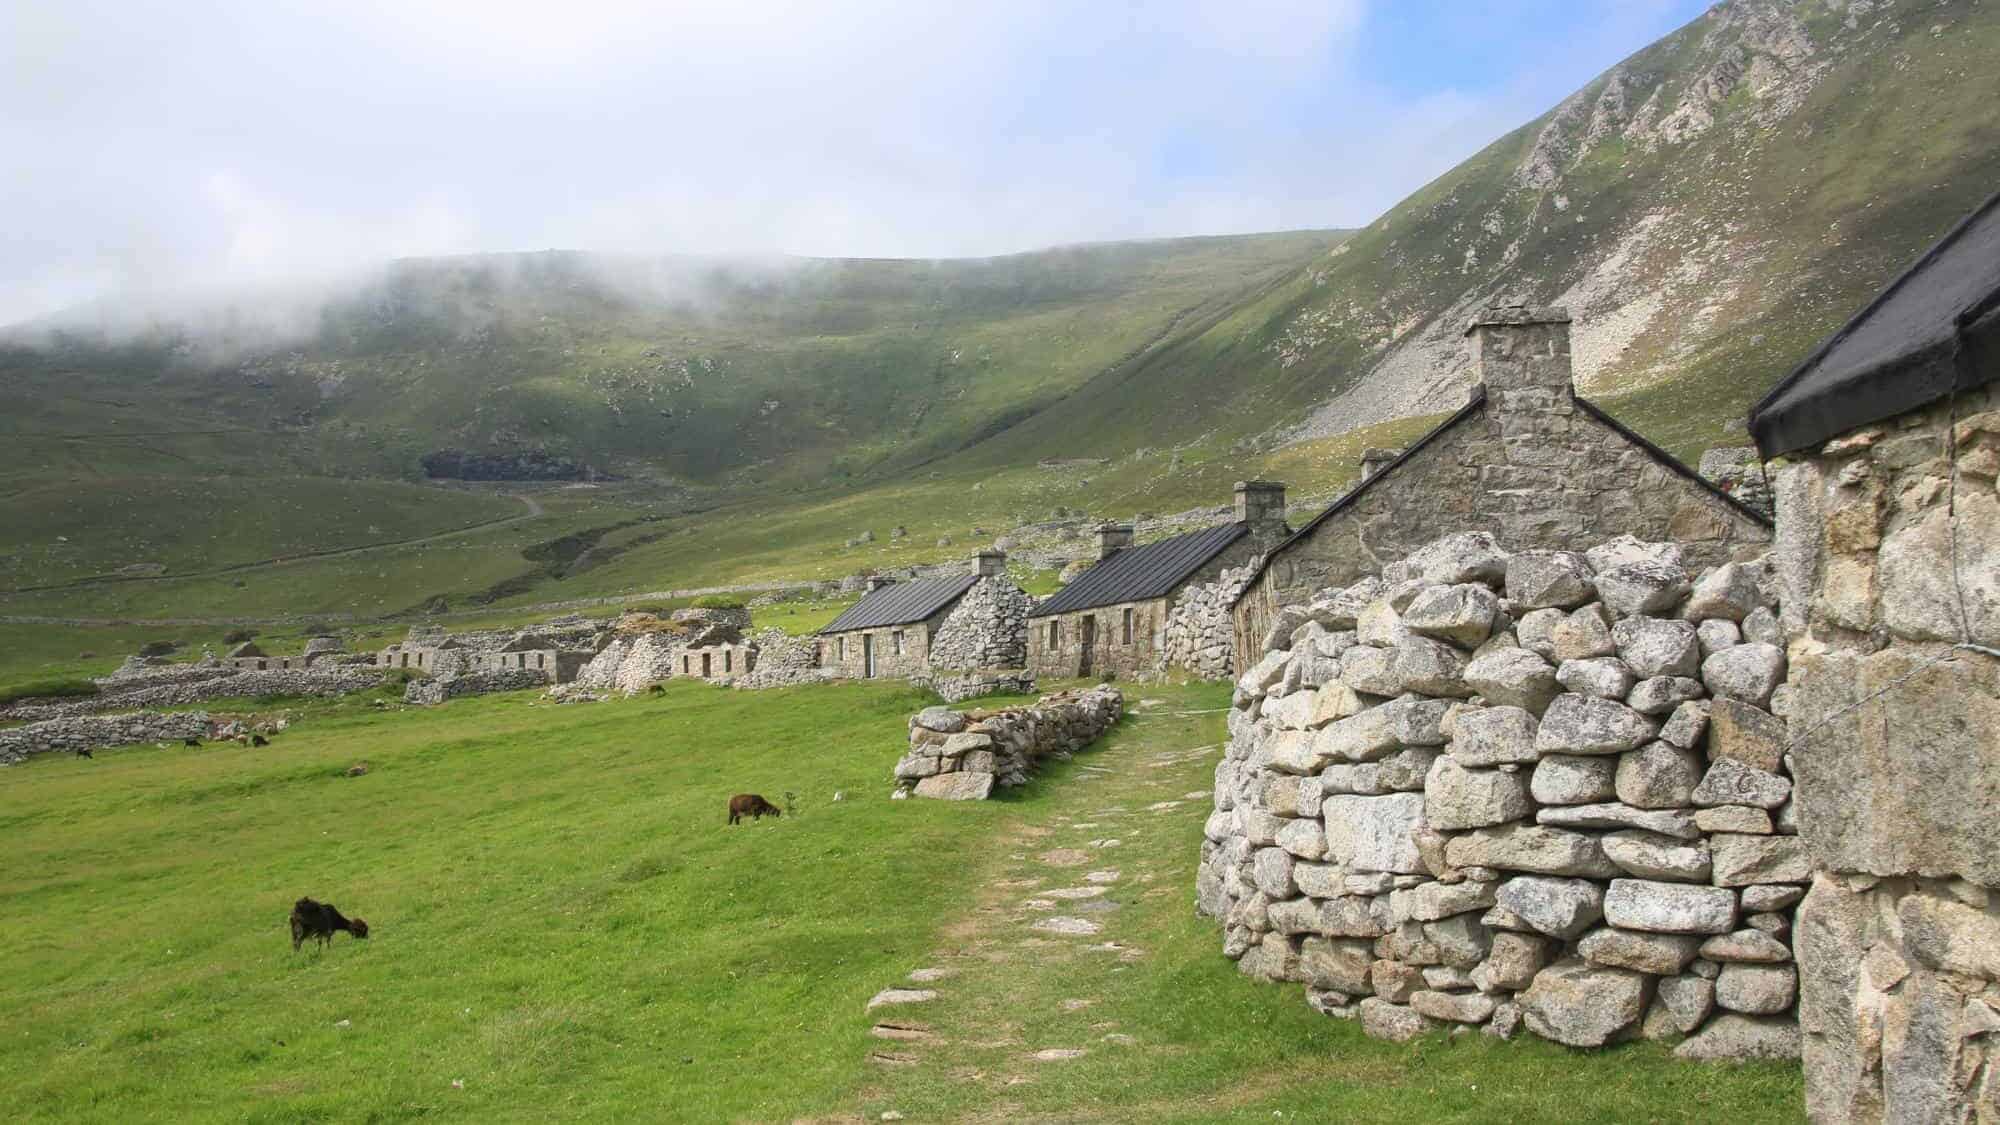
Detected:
[
  {"left": 0, "top": 677, "right": 97, "bottom": 706},
  {"left": 0, "top": 679, "right": 1805, "bottom": 1122}
]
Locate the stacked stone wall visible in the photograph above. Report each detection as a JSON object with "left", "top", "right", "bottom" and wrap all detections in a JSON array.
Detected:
[
  {"left": 574, "top": 633, "right": 683, "bottom": 695},
  {"left": 929, "top": 576, "right": 1032, "bottom": 672},
  {"left": 1, "top": 710, "right": 213, "bottom": 764},
  {"left": 733, "top": 630, "right": 837, "bottom": 690},
  {"left": 1163, "top": 563, "right": 1257, "bottom": 680},
  {"left": 4, "top": 667, "right": 385, "bottom": 721},
  {"left": 405, "top": 669, "right": 549, "bottom": 705},
  {"left": 1200, "top": 531, "right": 1804, "bottom": 1058},
  {"left": 1775, "top": 385, "right": 2000, "bottom": 1119},
  {"left": 911, "top": 672, "right": 1037, "bottom": 704},
  {"left": 894, "top": 687, "right": 1123, "bottom": 800}
]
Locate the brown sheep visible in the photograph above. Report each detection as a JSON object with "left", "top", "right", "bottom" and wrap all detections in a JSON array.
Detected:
[
  {"left": 289, "top": 897, "right": 369, "bottom": 950},
  {"left": 727, "top": 793, "right": 781, "bottom": 825}
]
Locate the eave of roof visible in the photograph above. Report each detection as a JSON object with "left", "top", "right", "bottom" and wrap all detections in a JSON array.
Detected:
[
  {"left": 1750, "top": 188, "right": 2000, "bottom": 458},
  {"left": 818, "top": 573, "right": 980, "bottom": 634},
  {"left": 1030, "top": 521, "right": 1250, "bottom": 617}
]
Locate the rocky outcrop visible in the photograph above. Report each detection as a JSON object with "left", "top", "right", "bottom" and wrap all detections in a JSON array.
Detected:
[
  {"left": 1199, "top": 532, "right": 1801, "bottom": 1057},
  {"left": 894, "top": 687, "right": 1122, "bottom": 798}
]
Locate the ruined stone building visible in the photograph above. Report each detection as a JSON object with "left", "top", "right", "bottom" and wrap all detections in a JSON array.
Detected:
[
  {"left": 1232, "top": 307, "right": 1773, "bottom": 665},
  {"left": 1750, "top": 189, "right": 2000, "bottom": 1122},
  {"left": 1029, "top": 483, "right": 1290, "bottom": 680},
  {"left": 817, "top": 553, "right": 1026, "bottom": 680},
  {"left": 677, "top": 642, "right": 755, "bottom": 681},
  {"left": 224, "top": 641, "right": 294, "bottom": 671}
]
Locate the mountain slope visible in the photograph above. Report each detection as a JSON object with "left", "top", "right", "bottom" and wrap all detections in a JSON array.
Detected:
[{"left": 4, "top": 0, "right": 1999, "bottom": 619}]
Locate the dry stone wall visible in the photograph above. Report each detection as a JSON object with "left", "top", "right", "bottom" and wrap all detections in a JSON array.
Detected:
[
  {"left": 1199, "top": 531, "right": 1804, "bottom": 1059},
  {"left": 1774, "top": 385, "right": 2000, "bottom": 1120},
  {"left": 929, "top": 576, "right": 1032, "bottom": 672},
  {"left": 732, "top": 630, "right": 837, "bottom": 690},
  {"left": 1163, "top": 563, "right": 1257, "bottom": 679},
  {"left": 405, "top": 668, "right": 549, "bottom": 705},
  {"left": 1, "top": 710, "right": 212, "bottom": 764},
  {"left": 894, "top": 687, "right": 1123, "bottom": 800},
  {"left": 911, "top": 671, "right": 1037, "bottom": 704},
  {"left": 4, "top": 667, "right": 386, "bottom": 721}
]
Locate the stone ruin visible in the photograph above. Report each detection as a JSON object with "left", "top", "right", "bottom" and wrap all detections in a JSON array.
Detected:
[
  {"left": 895, "top": 686, "right": 1123, "bottom": 800},
  {"left": 928, "top": 566, "right": 1034, "bottom": 673},
  {"left": 1162, "top": 562, "right": 1258, "bottom": 680},
  {"left": 1200, "top": 531, "right": 1804, "bottom": 1059}
]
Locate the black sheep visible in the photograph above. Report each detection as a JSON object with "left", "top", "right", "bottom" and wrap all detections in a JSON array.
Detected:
[{"left": 289, "top": 897, "right": 370, "bottom": 950}]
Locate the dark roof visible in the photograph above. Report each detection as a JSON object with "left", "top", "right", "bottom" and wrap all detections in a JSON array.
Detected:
[
  {"left": 226, "top": 641, "right": 267, "bottom": 658},
  {"left": 819, "top": 574, "right": 979, "bottom": 634},
  {"left": 1229, "top": 383, "right": 1772, "bottom": 607},
  {"left": 1031, "top": 522, "right": 1249, "bottom": 617},
  {"left": 1752, "top": 189, "right": 2000, "bottom": 458}
]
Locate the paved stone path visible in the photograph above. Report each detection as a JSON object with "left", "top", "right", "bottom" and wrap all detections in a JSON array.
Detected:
[{"left": 854, "top": 685, "right": 1229, "bottom": 1119}]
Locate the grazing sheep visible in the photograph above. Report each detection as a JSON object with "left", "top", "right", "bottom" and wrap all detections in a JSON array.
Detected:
[
  {"left": 183, "top": 737, "right": 201, "bottom": 748},
  {"left": 727, "top": 793, "right": 782, "bottom": 825},
  {"left": 290, "top": 897, "right": 369, "bottom": 950},
  {"left": 74, "top": 748, "right": 93, "bottom": 760},
  {"left": 252, "top": 735, "right": 270, "bottom": 747}
]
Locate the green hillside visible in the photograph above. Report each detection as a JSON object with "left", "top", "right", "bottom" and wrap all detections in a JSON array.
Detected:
[{"left": 4, "top": 0, "right": 1998, "bottom": 625}]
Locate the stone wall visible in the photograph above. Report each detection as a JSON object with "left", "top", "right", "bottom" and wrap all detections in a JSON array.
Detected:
[
  {"left": 1027, "top": 596, "right": 1168, "bottom": 681},
  {"left": 405, "top": 668, "right": 549, "bottom": 705},
  {"left": 1163, "top": 563, "right": 1257, "bottom": 680},
  {"left": 1774, "top": 385, "right": 2000, "bottom": 1120},
  {"left": 574, "top": 633, "right": 683, "bottom": 695},
  {"left": 894, "top": 686, "right": 1123, "bottom": 799},
  {"left": 1234, "top": 309, "right": 1773, "bottom": 670},
  {"left": 911, "top": 671, "right": 1037, "bottom": 703},
  {"left": 1, "top": 710, "right": 212, "bottom": 764},
  {"left": 824, "top": 609, "right": 946, "bottom": 681},
  {"left": 929, "top": 575, "right": 1033, "bottom": 672},
  {"left": 4, "top": 666, "right": 386, "bottom": 721},
  {"left": 732, "top": 630, "right": 838, "bottom": 690},
  {"left": 1199, "top": 531, "right": 1804, "bottom": 1059}
]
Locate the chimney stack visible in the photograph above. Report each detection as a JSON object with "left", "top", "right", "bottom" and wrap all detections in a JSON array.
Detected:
[
  {"left": 1096, "top": 523, "right": 1134, "bottom": 560},
  {"left": 1465, "top": 305, "right": 1575, "bottom": 422},
  {"left": 975, "top": 549, "right": 1007, "bottom": 578},
  {"left": 1234, "top": 480, "right": 1287, "bottom": 528},
  {"left": 1359, "top": 449, "right": 1399, "bottom": 480}
]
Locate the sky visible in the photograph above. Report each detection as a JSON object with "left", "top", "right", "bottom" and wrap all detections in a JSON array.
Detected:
[{"left": 0, "top": 0, "right": 1712, "bottom": 327}]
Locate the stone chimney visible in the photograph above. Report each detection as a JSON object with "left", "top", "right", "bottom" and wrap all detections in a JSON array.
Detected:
[
  {"left": 1359, "top": 449, "right": 1399, "bottom": 480},
  {"left": 1465, "top": 305, "right": 1575, "bottom": 423},
  {"left": 1234, "top": 480, "right": 1287, "bottom": 528},
  {"left": 1097, "top": 523, "right": 1134, "bottom": 560},
  {"left": 975, "top": 549, "right": 1007, "bottom": 578}
]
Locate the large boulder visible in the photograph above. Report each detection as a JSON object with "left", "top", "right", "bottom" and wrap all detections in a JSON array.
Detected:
[
  {"left": 1594, "top": 562, "right": 1691, "bottom": 618},
  {"left": 1462, "top": 646, "right": 1560, "bottom": 713},
  {"left": 1403, "top": 584, "right": 1500, "bottom": 647},
  {"left": 1322, "top": 793, "right": 1426, "bottom": 875},
  {"left": 1611, "top": 617, "right": 1700, "bottom": 679},
  {"left": 1673, "top": 1014, "right": 1801, "bottom": 1061},
  {"left": 914, "top": 771, "right": 995, "bottom": 800},
  {"left": 1519, "top": 958, "right": 1651, "bottom": 1047},
  {"left": 1404, "top": 533, "right": 1509, "bottom": 586},
  {"left": 1505, "top": 551, "right": 1596, "bottom": 610},
  {"left": 1700, "top": 643, "right": 1787, "bottom": 706},
  {"left": 1683, "top": 562, "right": 1766, "bottom": 623}
]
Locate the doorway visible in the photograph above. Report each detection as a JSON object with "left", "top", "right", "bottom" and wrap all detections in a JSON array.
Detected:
[
  {"left": 863, "top": 634, "right": 876, "bottom": 678},
  {"left": 1079, "top": 615, "right": 1096, "bottom": 677}
]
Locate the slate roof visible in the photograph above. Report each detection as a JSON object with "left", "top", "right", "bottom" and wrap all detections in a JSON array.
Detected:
[
  {"left": 226, "top": 641, "right": 267, "bottom": 658},
  {"left": 1751, "top": 189, "right": 2000, "bottom": 458},
  {"left": 1030, "top": 522, "right": 1249, "bottom": 618},
  {"left": 819, "top": 574, "right": 979, "bottom": 634}
]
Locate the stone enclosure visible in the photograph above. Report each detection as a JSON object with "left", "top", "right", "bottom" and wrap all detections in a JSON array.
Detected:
[
  {"left": 895, "top": 686, "right": 1124, "bottom": 800},
  {"left": 1200, "top": 530, "right": 1805, "bottom": 1058}
]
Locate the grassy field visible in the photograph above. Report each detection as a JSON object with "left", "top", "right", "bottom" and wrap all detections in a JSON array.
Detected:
[{"left": 0, "top": 678, "right": 1804, "bottom": 1122}]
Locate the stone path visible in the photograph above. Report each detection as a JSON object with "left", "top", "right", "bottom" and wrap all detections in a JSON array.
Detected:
[{"left": 854, "top": 684, "right": 1229, "bottom": 1118}]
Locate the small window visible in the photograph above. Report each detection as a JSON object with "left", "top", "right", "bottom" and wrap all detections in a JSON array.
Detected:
[
  {"left": 838, "top": 636, "right": 846, "bottom": 661},
  {"left": 724, "top": 649, "right": 733, "bottom": 673},
  {"left": 1049, "top": 620, "right": 1060, "bottom": 648},
  {"left": 1122, "top": 608, "right": 1134, "bottom": 645},
  {"left": 702, "top": 652, "right": 712, "bottom": 677},
  {"left": 892, "top": 630, "right": 904, "bottom": 655}
]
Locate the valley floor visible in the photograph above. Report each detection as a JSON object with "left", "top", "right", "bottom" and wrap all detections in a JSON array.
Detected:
[{"left": 0, "top": 679, "right": 1803, "bottom": 1122}]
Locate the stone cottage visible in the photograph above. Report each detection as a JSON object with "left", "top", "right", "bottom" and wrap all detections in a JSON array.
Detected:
[
  {"left": 818, "top": 553, "right": 1023, "bottom": 679},
  {"left": 1749, "top": 189, "right": 2000, "bottom": 1122},
  {"left": 677, "top": 642, "right": 755, "bottom": 681},
  {"left": 1029, "top": 482, "right": 1290, "bottom": 680},
  {"left": 1232, "top": 307, "right": 1773, "bottom": 665}
]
